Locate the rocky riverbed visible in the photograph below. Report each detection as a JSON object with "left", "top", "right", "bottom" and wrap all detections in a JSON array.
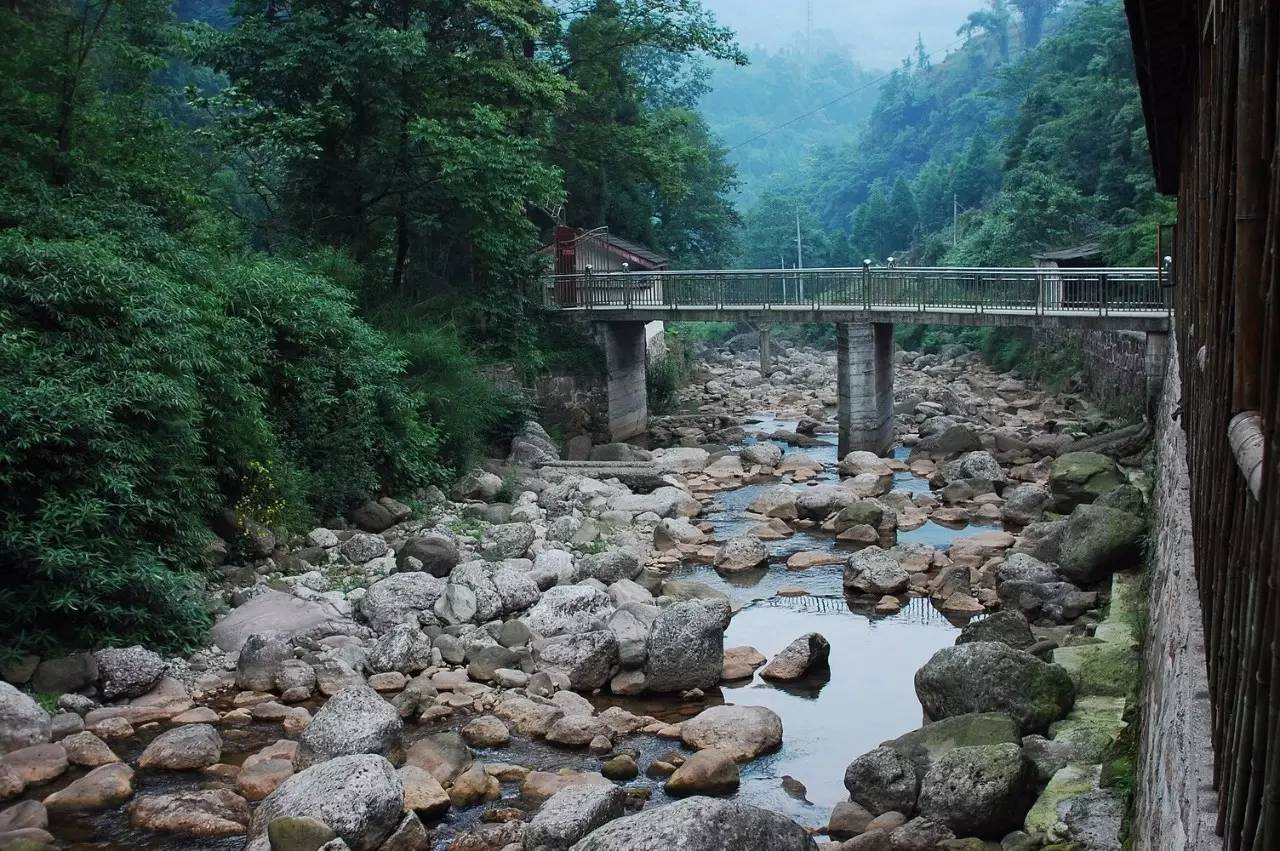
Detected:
[{"left": 0, "top": 337, "right": 1150, "bottom": 851}]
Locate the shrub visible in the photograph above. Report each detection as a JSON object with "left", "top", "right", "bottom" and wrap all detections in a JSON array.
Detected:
[
  {"left": 0, "top": 233, "right": 448, "bottom": 655},
  {"left": 0, "top": 235, "right": 219, "bottom": 655}
]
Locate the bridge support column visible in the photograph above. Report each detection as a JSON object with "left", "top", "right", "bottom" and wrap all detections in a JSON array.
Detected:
[
  {"left": 759, "top": 326, "right": 773, "bottom": 375},
  {"left": 599, "top": 321, "right": 648, "bottom": 441},
  {"left": 837, "top": 322, "right": 895, "bottom": 457},
  {"left": 1145, "top": 330, "right": 1169, "bottom": 421}
]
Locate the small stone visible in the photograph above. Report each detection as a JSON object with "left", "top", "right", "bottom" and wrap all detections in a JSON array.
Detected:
[
  {"left": 664, "top": 748, "right": 740, "bottom": 796},
  {"left": 60, "top": 732, "right": 118, "bottom": 768},
  {"left": 138, "top": 724, "right": 222, "bottom": 771},
  {"left": 601, "top": 754, "right": 639, "bottom": 780},
  {"left": 462, "top": 716, "right": 511, "bottom": 748},
  {"left": 398, "top": 765, "right": 450, "bottom": 818}
]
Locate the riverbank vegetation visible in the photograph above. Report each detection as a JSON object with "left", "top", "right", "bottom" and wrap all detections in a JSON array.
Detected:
[{"left": 0, "top": 0, "right": 744, "bottom": 655}]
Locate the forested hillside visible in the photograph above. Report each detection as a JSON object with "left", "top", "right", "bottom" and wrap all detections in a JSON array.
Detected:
[
  {"left": 0, "top": 0, "right": 743, "bottom": 655},
  {"left": 730, "top": 0, "right": 1173, "bottom": 269}
]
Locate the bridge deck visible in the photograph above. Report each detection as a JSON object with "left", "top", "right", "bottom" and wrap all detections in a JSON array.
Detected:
[{"left": 544, "top": 266, "right": 1173, "bottom": 332}]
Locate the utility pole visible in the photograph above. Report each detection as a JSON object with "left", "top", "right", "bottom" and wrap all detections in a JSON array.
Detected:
[
  {"left": 952, "top": 193, "right": 959, "bottom": 248},
  {"left": 795, "top": 208, "right": 804, "bottom": 269}
]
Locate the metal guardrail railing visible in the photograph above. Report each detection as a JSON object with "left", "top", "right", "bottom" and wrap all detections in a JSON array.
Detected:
[{"left": 543, "top": 266, "right": 1171, "bottom": 317}]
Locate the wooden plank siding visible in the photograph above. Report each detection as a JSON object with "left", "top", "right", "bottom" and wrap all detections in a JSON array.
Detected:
[{"left": 1125, "top": 0, "right": 1280, "bottom": 847}]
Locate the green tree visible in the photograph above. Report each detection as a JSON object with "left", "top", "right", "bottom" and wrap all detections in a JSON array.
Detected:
[
  {"left": 888, "top": 175, "right": 921, "bottom": 246},
  {"left": 958, "top": 0, "right": 1012, "bottom": 63}
]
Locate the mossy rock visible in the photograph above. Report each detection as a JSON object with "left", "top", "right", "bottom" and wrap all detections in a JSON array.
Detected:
[
  {"left": 938, "top": 839, "right": 999, "bottom": 851},
  {"left": 267, "top": 816, "right": 338, "bottom": 851},
  {"left": 1095, "top": 483, "right": 1145, "bottom": 515},
  {"left": 882, "top": 712, "right": 1021, "bottom": 777},
  {"left": 1048, "top": 696, "right": 1127, "bottom": 763},
  {"left": 1049, "top": 452, "right": 1126, "bottom": 511},
  {"left": 1025, "top": 763, "right": 1100, "bottom": 833},
  {"left": 1056, "top": 505, "right": 1146, "bottom": 586},
  {"left": 1052, "top": 641, "right": 1138, "bottom": 699}
]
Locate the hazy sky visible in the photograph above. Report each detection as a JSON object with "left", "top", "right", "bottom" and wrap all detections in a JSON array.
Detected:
[{"left": 701, "top": 0, "right": 980, "bottom": 69}]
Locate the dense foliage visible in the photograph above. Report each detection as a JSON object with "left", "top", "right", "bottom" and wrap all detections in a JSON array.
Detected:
[
  {"left": 0, "top": 0, "right": 744, "bottom": 655},
  {"left": 724, "top": 0, "right": 1173, "bottom": 269}
]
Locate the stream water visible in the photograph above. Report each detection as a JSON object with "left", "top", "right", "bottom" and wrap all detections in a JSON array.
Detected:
[{"left": 40, "top": 413, "right": 994, "bottom": 849}]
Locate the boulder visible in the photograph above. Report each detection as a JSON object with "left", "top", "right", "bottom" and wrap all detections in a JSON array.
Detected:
[
  {"left": 398, "top": 765, "right": 450, "bottom": 817},
  {"left": 880, "top": 713, "right": 1021, "bottom": 781},
  {"left": 492, "top": 564, "right": 541, "bottom": 614},
  {"left": 247, "top": 755, "right": 403, "bottom": 851},
  {"left": 137, "top": 724, "right": 221, "bottom": 770},
  {"left": 760, "top": 633, "right": 830, "bottom": 681},
  {"left": 914, "top": 642, "right": 1075, "bottom": 734},
  {"left": 366, "top": 624, "right": 433, "bottom": 674},
  {"left": 397, "top": 533, "right": 459, "bottom": 578},
  {"left": 713, "top": 536, "right": 769, "bottom": 573},
  {"left": 664, "top": 749, "right": 740, "bottom": 796},
  {"left": 889, "top": 816, "right": 955, "bottom": 850},
  {"left": 742, "top": 442, "right": 784, "bottom": 468},
  {"left": 340, "top": 532, "right": 390, "bottom": 564},
  {"left": 1055, "top": 505, "right": 1146, "bottom": 586},
  {"left": 1001, "top": 483, "right": 1050, "bottom": 527},
  {"left": 480, "top": 523, "right": 536, "bottom": 560},
  {"left": 0, "top": 683, "right": 50, "bottom": 755},
  {"left": 608, "top": 608, "right": 652, "bottom": 669},
  {"left": 995, "top": 553, "right": 1060, "bottom": 585},
  {"left": 721, "top": 646, "right": 767, "bottom": 681},
  {"left": 919, "top": 424, "right": 981, "bottom": 456},
  {"left": 435, "top": 561, "right": 505, "bottom": 625},
  {"left": 568, "top": 796, "right": 816, "bottom": 851},
  {"left": 680, "top": 705, "right": 783, "bottom": 762},
  {"left": 525, "top": 783, "right": 626, "bottom": 851},
  {"left": 454, "top": 469, "right": 503, "bottom": 502},
  {"left": 955, "top": 611, "right": 1036, "bottom": 650},
  {"left": 523, "top": 586, "right": 615, "bottom": 637},
  {"left": 1049, "top": 452, "right": 1125, "bottom": 511},
  {"left": 127, "top": 788, "right": 251, "bottom": 837},
  {"left": 31, "top": 654, "right": 97, "bottom": 695},
  {"left": 94, "top": 647, "right": 165, "bottom": 700},
  {"left": 843, "top": 547, "right": 909, "bottom": 596},
  {"left": 537, "top": 632, "right": 619, "bottom": 690},
  {"left": 42, "top": 763, "right": 134, "bottom": 811},
  {"left": 578, "top": 549, "right": 642, "bottom": 584},
  {"left": 236, "top": 633, "right": 293, "bottom": 693},
  {"left": 843, "top": 746, "right": 919, "bottom": 815},
  {"left": 607, "top": 487, "right": 700, "bottom": 519},
  {"left": 461, "top": 715, "right": 511, "bottom": 749},
  {"left": 838, "top": 451, "right": 893, "bottom": 478},
  {"left": 350, "top": 501, "right": 396, "bottom": 534},
  {"left": 644, "top": 601, "right": 726, "bottom": 693},
  {"left": 212, "top": 591, "right": 353, "bottom": 652},
  {"left": 747, "top": 486, "right": 799, "bottom": 520},
  {"left": 653, "top": 518, "right": 706, "bottom": 549},
  {"left": 360, "top": 573, "right": 445, "bottom": 633},
  {"left": 405, "top": 732, "right": 472, "bottom": 784},
  {"left": 294, "top": 686, "right": 402, "bottom": 769},
  {"left": 917, "top": 743, "right": 1034, "bottom": 837}
]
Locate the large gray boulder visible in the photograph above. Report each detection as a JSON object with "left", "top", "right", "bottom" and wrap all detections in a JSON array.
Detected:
[
  {"left": 713, "top": 537, "right": 769, "bottom": 573},
  {"left": 679, "top": 704, "right": 783, "bottom": 762},
  {"left": 1055, "top": 504, "right": 1146, "bottom": 586},
  {"left": 843, "top": 746, "right": 919, "bottom": 815},
  {"left": 480, "top": 523, "right": 536, "bottom": 560},
  {"left": 844, "top": 547, "right": 910, "bottom": 595},
  {"left": 360, "top": 573, "right": 444, "bottom": 633},
  {"left": 607, "top": 487, "right": 700, "bottom": 519},
  {"left": 955, "top": 611, "right": 1036, "bottom": 650},
  {"left": 577, "top": 549, "right": 642, "bottom": 584},
  {"left": 526, "top": 783, "right": 626, "bottom": 851},
  {"left": 492, "top": 564, "right": 541, "bottom": 614},
  {"left": 1049, "top": 451, "right": 1125, "bottom": 511},
  {"left": 0, "top": 682, "right": 50, "bottom": 754},
  {"left": 881, "top": 713, "right": 1021, "bottom": 781},
  {"left": 434, "top": 561, "right": 503, "bottom": 625},
  {"left": 522, "top": 586, "right": 615, "bottom": 637},
  {"left": 212, "top": 591, "right": 353, "bottom": 652},
  {"left": 396, "top": 533, "right": 458, "bottom": 577},
  {"left": 996, "top": 553, "right": 1060, "bottom": 585},
  {"left": 569, "top": 796, "right": 816, "bottom": 851},
  {"left": 918, "top": 424, "right": 981, "bottom": 456},
  {"left": 236, "top": 633, "right": 292, "bottom": 692},
  {"left": 94, "top": 646, "right": 165, "bottom": 700},
  {"left": 295, "top": 686, "right": 403, "bottom": 769},
  {"left": 643, "top": 601, "right": 725, "bottom": 692},
  {"left": 537, "top": 631, "right": 619, "bottom": 690},
  {"left": 247, "top": 755, "right": 403, "bottom": 851},
  {"left": 1001, "top": 482, "right": 1050, "bottom": 526},
  {"left": 366, "top": 624, "right": 433, "bottom": 674},
  {"left": 915, "top": 642, "right": 1075, "bottom": 734},
  {"left": 917, "top": 743, "right": 1035, "bottom": 837}
]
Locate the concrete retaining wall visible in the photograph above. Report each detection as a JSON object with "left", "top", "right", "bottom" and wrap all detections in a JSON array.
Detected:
[{"left": 1133, "top": 335, "right": 1220, "bottom": 851}]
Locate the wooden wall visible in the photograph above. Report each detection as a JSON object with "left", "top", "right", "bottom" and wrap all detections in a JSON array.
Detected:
[{"left": 1165, "top": 0, "right": 1280, "bottom": 847}]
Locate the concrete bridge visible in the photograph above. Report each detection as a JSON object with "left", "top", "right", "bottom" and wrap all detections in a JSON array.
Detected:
[{"left": 545, "top": 266, "right": 1173, "bottom": 455}]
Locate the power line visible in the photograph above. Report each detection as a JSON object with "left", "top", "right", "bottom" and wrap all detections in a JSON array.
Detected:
[{"left": 724, "top": 33, "right": 972, "bottom": 153}]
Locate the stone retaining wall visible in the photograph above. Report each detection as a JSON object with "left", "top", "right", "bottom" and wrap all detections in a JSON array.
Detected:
[
  {"left": 1133, "top": 336, "right": 1220, "bottom": 851},
  {"left": 1079, "top": 330, "right": 1146, "bottom": 417}
]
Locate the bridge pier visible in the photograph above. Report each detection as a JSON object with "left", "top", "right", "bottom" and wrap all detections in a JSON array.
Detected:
[
  {"left": 836, "top": 322, "right": 895, "bottom": 457},
  {"left": 599, "top": 321, "right": 648, "bottom": 441}
]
